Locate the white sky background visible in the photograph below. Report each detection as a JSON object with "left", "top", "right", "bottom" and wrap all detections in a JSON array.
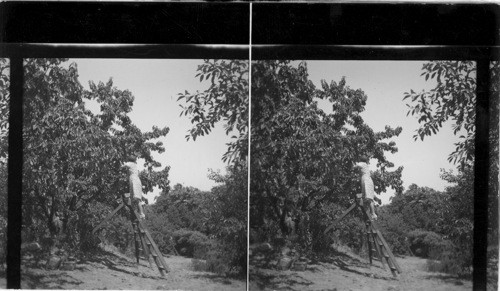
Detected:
[
  {"left": 72, "top": 59, "right": 463, "bottom": 205},
  {"left": 72, "top": 59, "right": 231, "bottom": 204},
  {"left": 305, "top": 61, "right": 463, "bottom": 204}
]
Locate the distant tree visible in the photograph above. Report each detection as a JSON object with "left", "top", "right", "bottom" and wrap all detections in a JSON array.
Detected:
[
  {"left": 22, "top": 59, "right": 170, "bottom": 248},
  {"left": 172, "top": 59, "right": 248, "bottom": 274},
  {"left": 151, "top": 184, "right": 208, "bottom": 232},
  {"left": 439, "top": 168, "right": 474, "bottom": 271},
  {"left": 147, "top": 163, "right": 247, "bottom": 274},
  {"left": 378, "top": 174, "right": 474, "bottom": 274},
  {"left": 388, "top": 184, "right": 446, "bottom": 233},
  {"left": 404, "top": 61, "right": 477, "bottom": 165},
  {"left": 404, "top": 60, "right": 499, "bottom": 245},
  {"left": 250, "top": 61, "right": 403, "bottom": 247},
  {"left": 177, "top": 59, "right": 249, "bottom": 162},
  {"left": 404, "top": 61, "right": 499, "bottom": 166},
  {"left": 205, "top": 162, "right": 247, "bottom": 273}
]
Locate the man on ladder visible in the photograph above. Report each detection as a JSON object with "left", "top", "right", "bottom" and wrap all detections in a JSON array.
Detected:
[
  {"left": 354, "top": 155, "right": 378, "bottom": 220},
  {"left": 92, "top": 155, "right": 170, "bottom": 277},
  {"left": 123, "top": 156, "right": 146, "bottom": 219},
  {"left": 324, "top": 155, "right": 402, "bottom": 277}
]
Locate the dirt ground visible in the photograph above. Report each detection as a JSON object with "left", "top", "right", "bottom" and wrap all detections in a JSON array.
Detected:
[
  {"left": 0, "top": 247, "right": 488, "bottom": 290},
  {"left": 14, "top": 250, "right": 245, "bottom": 290},
  {"left": 249, "top": 252, "right": 473, "bottom": 291}
]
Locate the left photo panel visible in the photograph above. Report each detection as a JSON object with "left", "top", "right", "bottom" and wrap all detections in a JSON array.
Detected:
[{"left": 19, "top": 58, "right": 248, "bottom": 290}]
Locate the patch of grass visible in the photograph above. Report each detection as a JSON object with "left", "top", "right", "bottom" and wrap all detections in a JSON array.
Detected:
[
  {"left": 426, "top": 250, "right": 471, "bottom": 277},
  {"left": 191, "top": 251, "right": 230, "bottom": 275}
]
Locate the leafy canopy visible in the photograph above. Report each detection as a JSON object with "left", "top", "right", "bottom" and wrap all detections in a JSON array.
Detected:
[
  {"left": 177, "top": 59, "right": 249, "bottom": 162},
  {"left": 403, "top": 61, "right": 499, "bottom": 166},
  {"left": 23, "top": 59, "right": 170, "bottom": 242},
  {"left": 250, "top": 61, "right": 403, "bottom": 243}
]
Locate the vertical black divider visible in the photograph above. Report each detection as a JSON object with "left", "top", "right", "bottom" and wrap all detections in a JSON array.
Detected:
[
  {"left": 473, "top": 59, "right": 490, "bottom": 291},
  {"left": 7, "top": 57, "right": 22, "bottom": 289}
]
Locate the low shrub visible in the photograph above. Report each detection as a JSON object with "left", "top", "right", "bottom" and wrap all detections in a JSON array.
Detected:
[
  {"left": 380, "top": 230, "right": 411, "bottom": 256},
  {"left": 173, "top": 229, "right": 211, "bottom": 258},
  {"left": 191, "top": 245, "right": 232, "bottom": 275},
  {"left": 376, "top": 207, "right": 412, "bottom": 256},
  {"left": 309, "top": 203, "right": 365, "bottom": 255},
  {"left": 426, "top": 249, "right": 464, "bottom": 275},
  {"left": 408, "top": 230, "right": 450, "bottom": 258}
]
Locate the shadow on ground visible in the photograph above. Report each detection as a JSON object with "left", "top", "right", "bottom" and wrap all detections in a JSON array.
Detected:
[
  {"left": 250, "top": 248, "right": 398, "bottom": 290},
  {"left": 422, "top": 274, "right": 467, "bottom": 286},
  {"left": 250, "top": 270, "right": 313, "bottom": 291},
  {"left": 191, "top": 273, "right": 236, "bottom": 286},
  {"left": 22, "top": 271, "right": 84, "bottom": 289}
]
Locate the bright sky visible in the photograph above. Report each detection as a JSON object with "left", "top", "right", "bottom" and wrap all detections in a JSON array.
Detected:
[
  {"left": 72, "top": 59, "right": 464, "bottom": 205},
  {"left": 305, "top": 61, "right": 463, "bottom": 204},
  {"left": 72, "top": 59, "right": 232, "bottom": 204}
]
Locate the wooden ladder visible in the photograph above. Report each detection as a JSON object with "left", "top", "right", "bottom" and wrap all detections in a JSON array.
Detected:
[
  {"left": 359, "top": 205, "right": 402, "bottom": 277},
  {"left": 127, "top": 204, "right": 170, "bottom": 277},
  {"left": 324, "top": 194, "right": 402, "bottom": 277},
  {"left": 92, "top": 194, "right": 171, "bottom": 277}
]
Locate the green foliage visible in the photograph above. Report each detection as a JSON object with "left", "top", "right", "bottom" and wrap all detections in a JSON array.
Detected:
[
  {"left": 192, "top": 245, "right": 234, "bottom": 275},
  {"left": 145, "top": 163, "right": 247, "bottom": 275},
  {"left": 388, "top": 184, "right": 446, "bottom": 233},
  {"left": 204, "top": 163, "right": 247, "bottom": 273},
  {"left": 376, "top": 206, "right": 412, "bottom": 255},
  {"left": 377, "top": 169, "right": 474, "bottom": 275},
  {"left": 250, "top": 60, "right": 403, "bottom": 252},
  {"left": 427, "top": 249, "right": 467, "bottom": 276},
  {"left": 407, "top": 230, "right": 451, "bottom": 258},
  {"left": 149, "top": 184, "right": 209, "bottom": 233},
  {"left": 404, "top": 61, "right": 477, "bottom": 165},
  {"left": 177, "top": 59, "right": 249, "bottom": 162},
  {"left": 404, "top": 61, "right": 499, "bottom": 168},
  {"left": 404, "top": 61, "right": 498, "bottom": 277},
  {"left": 172, "top": 229, "right": 211, "bottom": 258},
  {"left": 309, "top": 203, "right": 365, "bottom": 255},
  {"left": 21, "top": 58, "right": 171, "bottom": 251}
]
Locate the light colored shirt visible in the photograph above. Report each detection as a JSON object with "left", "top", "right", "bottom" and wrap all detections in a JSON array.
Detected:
[
  {"left": 355, "top": 162, "right": 375, "bottom": 200},
  {"left": 123, "top": 161, "right": 143, "bottom": 200}
]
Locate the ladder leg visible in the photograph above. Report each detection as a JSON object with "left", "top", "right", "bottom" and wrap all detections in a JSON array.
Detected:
[
  {"left": 365, "top": 222, "right": 373, "bottom": 265},
  {"left": 375, "top": 229, "right": 402, "bottom": 274},
  {"left": 369, "top": 218, "right": 402, "bottom": 276},
  {"left": 373, "top": 234, "right": 398, "bottom": 277},
  {"left": 360, "top": 206, "right": 386, "bottom": 270},
  {"left": 132, "top": 221, "right": 141, "bottom": 264},
  {"left": 141, "top": 226, "right": 170, "bottom": 275},
  {"left": 369, "top": 224, "right": 386, "bottom": 270},
  {"left": 129, "top": 208, "right": 170, "bottom": 276},
  {"left": 138, "top": 229, "right": 155, "bottom": 269}
]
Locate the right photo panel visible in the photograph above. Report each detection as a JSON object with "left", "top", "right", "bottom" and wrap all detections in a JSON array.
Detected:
[{"left": 249, "top": 60, "right": 494, "bottom": 290}]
